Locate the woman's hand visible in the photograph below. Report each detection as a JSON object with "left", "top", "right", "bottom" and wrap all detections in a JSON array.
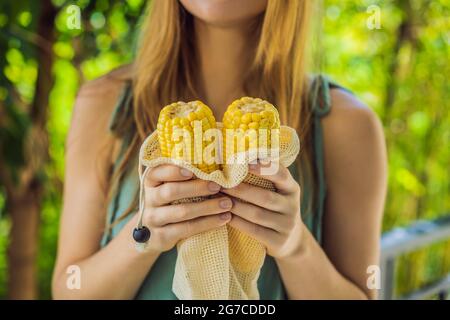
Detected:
[
  {"left": 221, "top": 161, "right": 303, "bottom": 259},
  {"left": 143, "top": 164, "right": 232, "bottom": 253}
]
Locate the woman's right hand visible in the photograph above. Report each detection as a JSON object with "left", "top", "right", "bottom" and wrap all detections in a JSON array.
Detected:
[{"left": 142, "top": 164, "right": 232, "bottom": 253}]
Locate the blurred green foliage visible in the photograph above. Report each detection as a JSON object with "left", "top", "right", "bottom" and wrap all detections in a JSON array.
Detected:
[
  {"left": 323, "top": 0, "right": 449, "bottom": 296},
  {"left": 0, "top": 0, "right": 449, "bottom": 299}
]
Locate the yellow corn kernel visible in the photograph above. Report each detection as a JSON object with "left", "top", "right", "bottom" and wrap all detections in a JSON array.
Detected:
[
  {"left": 157, "top": 101, "right": 218, "bottom": 173},
  {"left": 248, "top": 122, "right": 259, "bottom": 130},
  {"left": 180, "top": 118, "right": 190, "bottom": 127},
  {"left": 251, "top": 113, "right": 261, "bottom": 122},
  {"left": 241, "top": 113, "right": 252, "bottom": 124},
  {"left": 239, "top": 124, "right": 248, "bottom": 131},
  {"left": 187, "top": 112, "right": 197, "bottom": 121}
]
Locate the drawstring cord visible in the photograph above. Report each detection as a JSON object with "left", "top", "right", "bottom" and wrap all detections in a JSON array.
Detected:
[
  {"left": 133, "top": 158, "right": 151, "bottom": 252},
  {"left": 137, "top": 159, "right": 150, "bottom": 229}
]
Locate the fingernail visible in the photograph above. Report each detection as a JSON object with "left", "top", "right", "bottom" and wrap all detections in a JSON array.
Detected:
[
  {"left": 259, "top": 158, "right": 271, "bottom": 165},
  {"left": 208, "top": 182, "right": 221, "bottom": 192},
  {"left": 220, "top": 212, "right": 231, "bottom": 220},
  {"left": 219, "top": 198, "right": 232, "bottom": 209},
  {"left": 180, "top": 168, "right": 192, "bottom": 177}
]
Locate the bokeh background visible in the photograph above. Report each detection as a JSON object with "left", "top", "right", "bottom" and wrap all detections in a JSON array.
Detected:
[{"left": 0, "top": 0, "right": 449, "bottom": 299}]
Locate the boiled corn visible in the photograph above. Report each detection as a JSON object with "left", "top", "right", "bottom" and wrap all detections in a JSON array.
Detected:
[
  {"left": 222, "top": 97, "right": 280, "bottom": 162},
  {"left": 222, "top": 97, "right": 280, "bottom": 274},
  {"left": 157, "top": 101, "right": 218, "bottom": 173}
]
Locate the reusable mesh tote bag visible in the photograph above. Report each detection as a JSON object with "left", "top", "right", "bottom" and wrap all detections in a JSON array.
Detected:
[{"left": 134, "top": 98, "right": 300, "bottom": 299}]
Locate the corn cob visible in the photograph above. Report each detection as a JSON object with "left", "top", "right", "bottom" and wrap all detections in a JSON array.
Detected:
[
  {"left": 222, "top": 97, "right": 280, "bottom": 162},
  {"left": 222, "top": 97, "right": 280, "bottom": 274},
  {"left": 157, "top": 101, "right": 218, "bottom": 173}
]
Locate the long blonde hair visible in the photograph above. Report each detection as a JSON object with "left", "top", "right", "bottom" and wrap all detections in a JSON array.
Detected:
[{"left": 108, "top": 0, "right": 317, "bottom": 225}]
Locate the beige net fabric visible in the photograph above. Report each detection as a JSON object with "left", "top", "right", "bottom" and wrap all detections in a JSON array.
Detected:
[{"left": 138, "top": 124, "right": 300, "bottom": 299}]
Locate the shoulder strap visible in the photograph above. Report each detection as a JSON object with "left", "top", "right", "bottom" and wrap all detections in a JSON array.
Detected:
[
  {"left": 103, "top": 81, "right": 135, "bottom": 244},
  {"left": 109, "top": 80, "right": 133, "bottom": 135},
  {"left": 309, "top": 74, "right": 352, "bottom": 118},
  {"left": 309, "top": 74, "right": 333, "bottom": 117},
  {"left": 309, "top": 74, "right": 333, "bottom": 243}
]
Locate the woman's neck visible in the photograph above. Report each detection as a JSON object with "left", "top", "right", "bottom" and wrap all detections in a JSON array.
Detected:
[{"left": 194, "top": 18, "right": 258, "bottom": 117}]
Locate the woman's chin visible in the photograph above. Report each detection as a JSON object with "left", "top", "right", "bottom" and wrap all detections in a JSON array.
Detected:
[{"left": 180, "top": 0, "right": 267, "bottom": 28}]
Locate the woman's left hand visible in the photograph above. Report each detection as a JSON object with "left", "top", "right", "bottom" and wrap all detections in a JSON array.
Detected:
[{"left": 221, "top": 161, "right": 304, "bottom": 260}]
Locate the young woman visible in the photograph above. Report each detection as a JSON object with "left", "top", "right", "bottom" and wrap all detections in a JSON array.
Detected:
[{"left": 52, "top": 0, "right": 387, "bottom": 299}]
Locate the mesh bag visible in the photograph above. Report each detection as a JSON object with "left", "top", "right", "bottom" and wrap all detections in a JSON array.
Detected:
[{"left": 137, "top": 124, "right": 300, "bottom": 299}]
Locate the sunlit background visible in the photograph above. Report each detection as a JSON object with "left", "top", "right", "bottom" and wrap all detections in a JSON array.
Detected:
[{"left": 0, "top": 0, "right": 449, "bottom": 299}]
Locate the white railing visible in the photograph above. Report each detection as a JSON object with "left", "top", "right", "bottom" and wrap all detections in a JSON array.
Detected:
[{"left": 380, "top": 215, "right": 450, "bottom": 300}]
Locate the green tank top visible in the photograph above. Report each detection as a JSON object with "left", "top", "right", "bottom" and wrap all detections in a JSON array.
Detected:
[{"left": 101, "top": 75, "right": 340, "bottom": 299}]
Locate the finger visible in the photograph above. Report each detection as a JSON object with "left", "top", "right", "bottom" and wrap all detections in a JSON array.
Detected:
[
  {"left": 228, "top": 215, "right": 282, "bottom": 247},
  {"left": 249, "top": 162, "right": 299, "bottom": 194},
  {"left": 150, "top": 179, "right": 222, "bottom": 206},
  {"left": 221, "top": 183, "right": 285, "bottom": 212},
  {"left": 145, "top": 164, "right": 193, "bottom": 187},
  {"left": 229, "top": 200, "right": 289, "bottom": 232},
  {"left": 166, "top": 212, "right": 231, "bottom": 240},
  {"left": 148, "top": 197, "right": 233, "bottom": 226}
]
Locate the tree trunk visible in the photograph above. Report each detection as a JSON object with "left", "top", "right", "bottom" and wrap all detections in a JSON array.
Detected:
[
  {"left": 6, "top": 186, "right": 41, "bottom": 299},
  {"left": 383, "top": 0, "right": 414, "bottom": 122},
  {"left": 5, "top": 0, "right": 56, "bottom": 299}
]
